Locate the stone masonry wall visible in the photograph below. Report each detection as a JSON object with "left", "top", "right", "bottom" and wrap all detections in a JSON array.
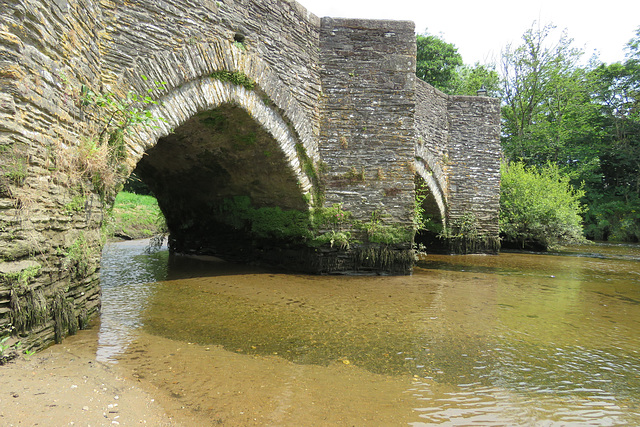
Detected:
[
  {"left": 447, "top": 95, "right": 501, "bottom": 247},
  {"left": 319, "top": 17, "right": 417, "bottom": 227},
  {"left": 414, "top": 81, "right": 502, "bottom": 251},
  {"left": 414, "top": 80, "right": 449, "bottom": 220},
  {"left": 1, "top": 0, "right": 107, "bottom": 354}
]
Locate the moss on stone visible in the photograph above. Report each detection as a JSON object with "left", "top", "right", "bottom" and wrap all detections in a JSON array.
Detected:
[
  {"left": 210, "top": 70, "right": 256, "bottom": 90},
  {"left": 10, "top": 287, "right": 47, "bottom": 335},
  {"left": 294, "top": 143, "right": 324, "bottom": 207}
]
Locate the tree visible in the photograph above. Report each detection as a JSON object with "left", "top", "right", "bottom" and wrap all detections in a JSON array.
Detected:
[
  {"left": 415, "top": 31, "right": 463, "bottom": 94},
  {"left": 581, "top": 27, "right": 640, "bottom": 241},
  {"left": 500, "top": 23, "right": 598, "bottom": 169},
  {"left": 451, "top": 62, "right": 500, "bottom": 97}
]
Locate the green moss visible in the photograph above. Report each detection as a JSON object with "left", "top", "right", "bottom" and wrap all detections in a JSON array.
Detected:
[
  {"left": 294, "top": 143, "right": 324, "bottom": 207},
  {"left": 0, "top": 146, "right": 28, "bottom": 187},
  {"left": 217, "top": 197, "right": 413, "bottom": 250},
  {"left": 10, "top": 287, "right": 47, "bottom": 335},
  {"left": 359, "top": 210, "right": 414, "bottom": 245},
  {"left": 199, "top": 110, "right": 227, "bottom": 131},
  {"left": 352, "top": 245, "right": 414, "bottom": 272},
  {"left": 64, "top": 194, "right": 86, "bottom": 214},
  {"left": 232, "top": 131, "right": 257, "bottom": 148},
  {"left": 311, "top": 231, "right": 352, "bottom": 249},
  {"left": 439, "top": 211, "right": 499, "bottom": 254},
  {"left": 210, "top": 70, "right": 256, "bottom": 90}
]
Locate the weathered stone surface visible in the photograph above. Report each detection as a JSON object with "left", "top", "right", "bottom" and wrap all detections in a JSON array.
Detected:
[
  {"left": 319, "top": 18, "right": 417, "bottom": 227},
  {"left": 0, "top": 0, "right": 500, "bottom": 351},
  {"left": 414, "top": 80, "right": 501, "bottom": 252}
]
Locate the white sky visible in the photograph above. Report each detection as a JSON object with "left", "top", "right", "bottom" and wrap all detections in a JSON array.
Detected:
[{"left": 296, "top": 0, "right": 640, "bottom": 66}]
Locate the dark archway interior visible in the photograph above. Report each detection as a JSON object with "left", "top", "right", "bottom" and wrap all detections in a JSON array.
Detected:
[
  {"left": 414, "top": 175, "right": 446, "bottom": 252},
  {"left": 133, "top": 103, "right": 309, "bottom": 261}
]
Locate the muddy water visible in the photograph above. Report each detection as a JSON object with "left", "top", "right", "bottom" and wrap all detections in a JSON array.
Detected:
[{"left": 98, "top": 240, "right": 640, "bottom": 425}]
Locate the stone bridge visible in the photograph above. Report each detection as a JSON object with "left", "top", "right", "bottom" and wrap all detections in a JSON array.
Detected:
[{"left": 0, "top": 0, "right": 500, "bottom": 350}]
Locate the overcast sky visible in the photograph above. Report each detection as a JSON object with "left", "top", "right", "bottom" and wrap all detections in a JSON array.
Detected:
[{"left": 296, "top": 0, "right": 640, "bottom": 66}]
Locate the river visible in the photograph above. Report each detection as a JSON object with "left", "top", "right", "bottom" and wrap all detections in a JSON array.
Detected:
[{"left": 96, "top": 240, "right": 640, "bottom": 425}]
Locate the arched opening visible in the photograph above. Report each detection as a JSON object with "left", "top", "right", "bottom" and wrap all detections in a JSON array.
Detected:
[
  {"left": 414, "top": 174, "right": 447, "bottom": 252},
  {"left": 131, "top": 102, "right": 312, "bottom": 266}
]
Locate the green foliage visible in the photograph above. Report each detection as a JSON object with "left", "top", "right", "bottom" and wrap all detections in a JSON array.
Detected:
[
  {"left": 219, "top": 196, "right": 313, "bottom": 242},
  {"left": 583, "top": 198, "right": 640, "bottom": 242},
  {"left": 81, "top": 77, "right": 167, "bottom": 145},
  {"left": 0, "top": 335, "right": 21, "bottom": 363},
  {"left": 311, "top": 203, "right": 353, "bottom": 231},
  {"left": 0, "top": 265, "right": 41, "bottom": 288},
  {"left": 416, "top": 31, "right": 463, "bottom": 94},
  {"left": 216, "top": 198, "right": 413, "bottom": 248},
  {"left": 414, "top": 180, "right": 429, "bottom": 231},
  {"left": 0, "top": 145, "right": 28, "bottom": 188},
  {"left": 500, "top": 23, "right": 597, "bottom": 166},
  {"left": 64, "top": 194, "right": 86, "bottom": 214},
  {"left": 359, "top": 210, "right": 413, "bottom": 245},
  {"left": 498, "top": 24, "right": 640, "bottom": 242},
  {"left": 75, "top": 77, "right": 166, "bottom": 202},
  {"left": 210, "top": 70, "right": 256, "bottom": 90},
  {"left": 108, "top": 191, "right": 166, "bottom": 240},
  {"left": 500, "top": 161, "right": 586, "bottom": 249},
  {"left": 310, "top": 230, "right": 352, "bottom": 249},
  {"left": 3, "top": 157, "right": 27, "bottom": 186},
  {"left": 451, "top": 63, "right": 501, "bottom": 97},
  {"left": 0, "top": 335, "right": 10, "bottom": 356}
]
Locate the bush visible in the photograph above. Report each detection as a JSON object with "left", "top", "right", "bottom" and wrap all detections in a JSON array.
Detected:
[{"left": 500, "top": 161, "right": 586, "bottom": 250}]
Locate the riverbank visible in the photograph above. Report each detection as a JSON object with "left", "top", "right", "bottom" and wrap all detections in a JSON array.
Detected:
[
  {"left": 108, "top": 191, "right": 166, "bottom": 241},
  {"left": 0, "top": 327, "right": 179, "bottom": 426}
]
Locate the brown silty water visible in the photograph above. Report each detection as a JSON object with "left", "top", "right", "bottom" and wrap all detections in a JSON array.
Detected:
[{"left": 94, "top": 240, "right": 640, "bottom": 425}]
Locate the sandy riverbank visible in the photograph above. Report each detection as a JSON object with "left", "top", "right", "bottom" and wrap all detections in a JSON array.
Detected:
[{"left": 0, "top": 328, "right": 180, "bottom": 426}]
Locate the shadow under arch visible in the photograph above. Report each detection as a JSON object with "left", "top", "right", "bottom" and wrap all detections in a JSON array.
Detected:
[{"left": 124, "top": 77, "right": 319, "bottom": 267}]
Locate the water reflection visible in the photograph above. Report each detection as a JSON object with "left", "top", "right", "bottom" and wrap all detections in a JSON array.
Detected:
[
  {"left": 98, "top": 241, "right": 640, "bottom": 424},
  {"left": 98, "top": 240, "right": 168, "bottom": 362}
]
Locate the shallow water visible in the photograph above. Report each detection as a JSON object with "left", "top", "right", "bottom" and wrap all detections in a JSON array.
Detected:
[{"left": 98, "top": 241, "right": 640, "bottom": 425}]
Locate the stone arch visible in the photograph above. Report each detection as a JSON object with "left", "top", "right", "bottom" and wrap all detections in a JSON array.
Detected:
[
  {"left": 105, "top": 41, "right": 323, "bottom": 264},
  {"left": 126, "top": 76, "right": 316, "bottom": 203},
  {"left": 415, "top": 145, "right": 447, "bottom": 226},
  {"left": 115, "top": 40, "right": 319, "bottom": 185}
]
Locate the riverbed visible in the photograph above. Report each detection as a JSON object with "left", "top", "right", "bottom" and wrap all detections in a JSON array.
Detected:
[{"left": 14, "top": 240, "right": 640, "bottom": 425}]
